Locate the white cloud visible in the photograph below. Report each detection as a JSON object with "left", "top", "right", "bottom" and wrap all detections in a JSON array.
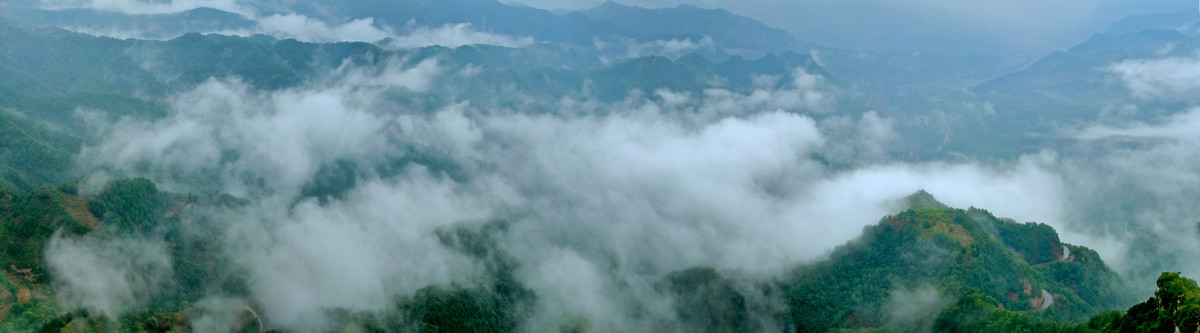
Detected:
[
  {"left": 521, "top": 249, "right": 654, "bottom": 330},
  {"left": 71, "top": 54, "right": 1173, "bottom": 329},
  {"left": 594, "top": 36, "right": 720, "bottom": 60},
  {"left": 30, "top": 0, "right": 1200, "bottom": 329},
  {"left": 481, "top": 110, "right": 830, "bottom": 274},
  {"left": 249, "top": 19, "right": 536, "bottom": 48},
  {"left": 78, "top": 77, "right": 390, "bottom": 198},
  {"left": 1109, "top": 55, "right": 1200, "bottom": 102},
  {"left": 883, "top": 285, "right": 955, "bottom": 329},
  {"left": 334, "top": 58, "right": 443, "bottom": 92},
  {"left": 223, "top": 173, "right": 497, "bottom": 329},
  {"left": 384, "top": 22, "right": 536, "bottom": 49},
  {"left": 255, "top": 14, "right": 390, "bottom": 43},
  {"left": 1076, "top": 106, "right": 1200, "bottom": 140},
  {"left": 1063, "top": 106, "right": 1200, "bottom": 281},
  {"left": 47, "top": 234, "right": 175, "bottom": 317},
  {"left": 694, "top": 67, "right": 832, "bottom": 117},
  {"left": 72, "top": 58, "right": 506, "bottom": 330}
]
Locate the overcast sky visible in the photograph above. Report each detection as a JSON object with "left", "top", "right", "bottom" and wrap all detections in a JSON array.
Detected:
[{"left": 512, "top": 0, "right": 1192, "bottom": 53}]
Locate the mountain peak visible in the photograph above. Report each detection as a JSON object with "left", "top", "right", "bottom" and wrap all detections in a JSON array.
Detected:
[
  {"left": 580, "top": 1, "right": 802, "bottom": 58},
  {"left": 595, "top": 0, "right": 626, "bottom": 8},
  {"left": 902, "top": 189, "right": 949, "bottom": 210},
  {"left": 673, "top": 3, "right": 710, "bottom": 10}
]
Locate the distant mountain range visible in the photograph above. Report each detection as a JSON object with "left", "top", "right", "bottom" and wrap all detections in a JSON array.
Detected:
[
  {"left": 1105, "top": 9, "right": 1200, "bottom": 35},
  {"left": 580, "top": 1, "right": 805, "bottom": 56},
  {"left": 6, "top": 1, "right": 1199, "bottom": 160},
  {"left": 0, "top": 0, "right": 812, "bottom": 59},
  {"left": 2, "top": 4, "right": 1200, "bottom": 331},
  {"left": 0, "top": 7, "right": 255, "bottom": 39},
  {"left": 0, "top": 171, "right": 1185, "bottom": 331},
  {"left": 962, "top": 28, "right": 1200, "bottom": 155}
]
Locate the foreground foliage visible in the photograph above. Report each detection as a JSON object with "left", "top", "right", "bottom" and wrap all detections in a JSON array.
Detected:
[{"left": 0, "top": 181, "right": 1195, "bottom": 332}]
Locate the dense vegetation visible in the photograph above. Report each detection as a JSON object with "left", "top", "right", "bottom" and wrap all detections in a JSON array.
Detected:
[
  {"left": 785, "top": 191, "right": 1132, "bottom": 332},
  {"left": 1, "top": 178, "right": 1195, "bottom": 332},
  {"left": 0, "top": 5, "right": 1197, "bottom": 331},
  {"left": 327, "top": 220, "right": 536, "bottom": 332},
  {"left": 0, "top": 21, "right": 831, "bottom": 192},
  {"left": 0, "top": 109, "right": 82, "bottom": 190},
  {"left": 0, "top": 179, "right": 250, "bottom": 331},
  {"left": 932, "top": 272, "right": 1200, "bottom": 333}
]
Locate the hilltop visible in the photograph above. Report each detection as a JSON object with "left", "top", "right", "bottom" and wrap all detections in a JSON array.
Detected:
[{"left": 786, "top": 191, "right": 1133, "bottom": 331}]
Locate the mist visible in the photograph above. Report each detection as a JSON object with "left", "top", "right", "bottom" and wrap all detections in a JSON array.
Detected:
[
  {"left": 46, "top": 234, "right": 174, "bottom": 317},
  {"left": 514, "top": 0, "right": 1190, "bottom": 54},
  {"left": 37, "top": 0, "right": 1191, "bottom": 55},
  {"left": 1, "top": 0, "right": 1197, "bottom": 331},
  {"left": 62, "top": 51, "right": 1144, "bottom": 330}
]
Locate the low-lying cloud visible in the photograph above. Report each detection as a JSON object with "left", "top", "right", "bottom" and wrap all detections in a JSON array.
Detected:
[
  {"left": 1076, "top": 106, "right": 1200, "bottom": 140},
  {"left": 1064, "top": 106, "right": 1200, "bottom": 283},
  {"left": 384, "top": 22, "right": 537, "bottom": 49},
  {"left": 46, "top": 234, "right": 174, "bottom": 317},
  {"left": 86, "top": 66, "right": 996, "bottom": 330},
  {"left": 249, "top": 18, "right": 537, "bottom": 46},
  {"left": 1109, "top": 55, "right": 1200, "bottom": 102},
  {"left": 255, "top": 14, "right": 390, "bottom": 43},
  {"left": 594, "top": 36, "right": 721, "bottom": 60},
  {"left": 63, "top": 48, "right": 1200, "bottom": 330}
]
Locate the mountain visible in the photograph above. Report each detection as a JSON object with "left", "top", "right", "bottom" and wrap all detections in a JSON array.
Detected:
[
  {"left": 0, "top": 179, "right": 248, "bottom": 331},
  {"left": 913, "top": 28, "right": 1200, "bottom": 157},
  {"left": 0, "top": 109, "right": 81, "bottom": 191},
  {"left": 587, "top": 51, "right": 825, "bottom": 101},
  {"left": 275, "top": 0, "right": 803, "bottom": 58},
  {"left": 2, "top": 0, "right": 638, "bottom": 50},
  {"left": 0, "top": 181, "right": 1188, "bottom": 331},
  {"left": 785, "top": 191, "right": 1133, "bottom": 331},
  {"left": 1106, "top": 10, "right": 1200, "bottom": 36},
  {"left": 581, "top": 1, "right": 805, "bottom": 57},
  {"left": 413, "top": 0, "right": 634, "bottom": 46},
  {"left": 286, "top": 0, "right": 429, "bottom": 23},
  {"left": 0, "top": 21, "right": 828, "bottom": 108},
  {"left": 934, "top": 272, "right": 1200, "bottom": 332},
  {"left": 780, "top": 193, "right": 1200, "bottom": 332},
  {"left": 0, "top": 22, "right": 834, "bottom": 190},
  {"left": 0, "top": 7, "right": 256, "bottom": 39},
  {"left": 1, "top": 3, "right": 1198, "bottom": 332},
  {"left": 980, "top": 31, "right": 1196, "bottom": 110}
]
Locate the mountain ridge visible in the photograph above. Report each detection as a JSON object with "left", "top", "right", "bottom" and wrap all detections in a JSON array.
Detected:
[
  {"left": 581, "top": 0, "right": 805, "bottom": 57},
  {"left": 786, "top": 191, "right": 1133, "bottom": 331}
]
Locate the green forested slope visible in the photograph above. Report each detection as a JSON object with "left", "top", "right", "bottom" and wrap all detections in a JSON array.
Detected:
[
  {"left": 785, "top": 191, "right": 1132, "bottom": 332},
  {"left": 0, "top": 109, "right": 81, "bottom": 191},
  {"left": 0, "top": 180, "right": 1194, "bottom": 331},
  {"left": 0, "top": 179, "right": 248, "bottom": 331}
]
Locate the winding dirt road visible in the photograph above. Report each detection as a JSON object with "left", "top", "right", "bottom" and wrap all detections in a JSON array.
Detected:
[{"left": 1038, "top": 289, "right": 1054, "bottom": 311}]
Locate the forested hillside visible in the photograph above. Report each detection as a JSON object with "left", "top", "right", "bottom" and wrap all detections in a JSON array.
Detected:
[
  {"left": 0, "top": 179, "right": 1189, "bottom": 331},
  {"left": 0, "top": 1, "right": 1197, "bottom": 331}
]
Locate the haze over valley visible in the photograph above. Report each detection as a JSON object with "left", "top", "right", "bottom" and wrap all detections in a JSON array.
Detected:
[{"left": 0, "top": 0, "right": 1198, "bottom": 331}]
